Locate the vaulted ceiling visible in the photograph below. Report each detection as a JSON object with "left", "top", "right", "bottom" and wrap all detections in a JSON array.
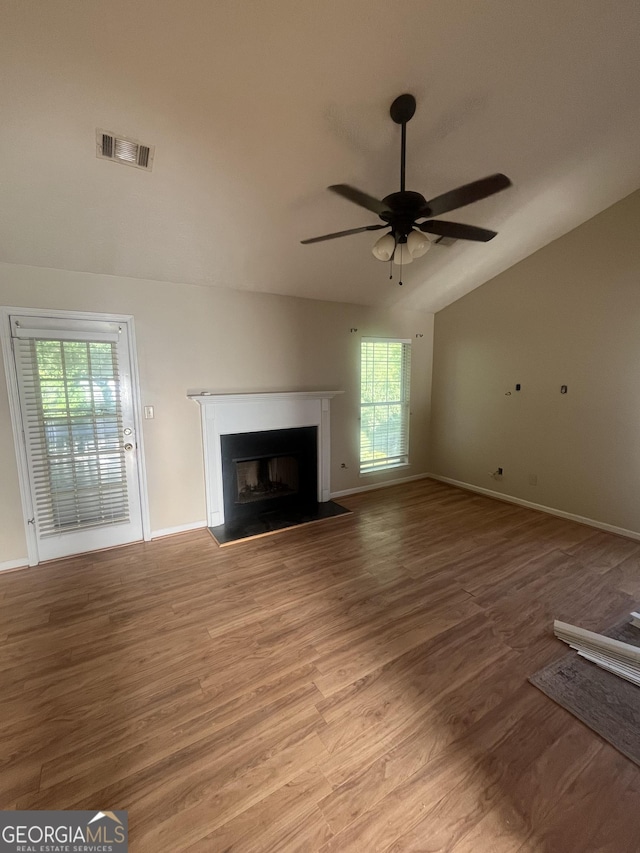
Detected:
[{"left": 2, "top": 1, "right": 640, "bottom": 312}]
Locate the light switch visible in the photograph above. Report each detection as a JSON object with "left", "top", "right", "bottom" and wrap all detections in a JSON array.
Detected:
[{"left": 144, "top": 405, "right": 155, "bottom": 419}]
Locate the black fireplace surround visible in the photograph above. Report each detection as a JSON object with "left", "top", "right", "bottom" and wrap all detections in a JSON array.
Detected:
[{"left": 220, "top": 426, "right": 318, "bottom": 524}]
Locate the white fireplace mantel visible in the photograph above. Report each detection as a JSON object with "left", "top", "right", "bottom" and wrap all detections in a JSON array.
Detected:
[{"left": 189, "top": 390, "right": 344, "bottom": 527}]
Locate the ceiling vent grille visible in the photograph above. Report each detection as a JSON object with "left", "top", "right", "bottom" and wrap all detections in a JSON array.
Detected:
[{"left": 97, "top": 130, "right": 154, "bottom": 171}]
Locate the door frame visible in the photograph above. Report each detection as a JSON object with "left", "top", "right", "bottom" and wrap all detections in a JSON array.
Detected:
[{"left": 0, "top": 306, "right": 151, "bottom": 565}]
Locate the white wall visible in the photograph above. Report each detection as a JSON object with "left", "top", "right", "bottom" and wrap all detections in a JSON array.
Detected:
[
  {"left": 0, "top": 262, "right": 433, "bottom": 564},
  {"left": 430, "top": 189, "right": 640, "bottom": 535}
]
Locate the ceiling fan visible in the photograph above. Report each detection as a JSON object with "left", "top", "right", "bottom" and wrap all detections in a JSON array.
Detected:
[{"left": 301, "top": 94, "right": 512, "bottom": 283}]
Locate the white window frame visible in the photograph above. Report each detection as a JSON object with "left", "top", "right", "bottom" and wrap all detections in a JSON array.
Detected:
[
  {"left": 359, "top": 336, "right": 411, "bottom": 475},
  {"left": 0, "top": 306, "right": 151, "bottom": 565}
]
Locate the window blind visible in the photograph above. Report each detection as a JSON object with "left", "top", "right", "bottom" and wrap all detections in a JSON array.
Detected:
[
  {"left": 360, "top": 338, "right": 411, "bottom": 473},
  {"left": 13, "top": 335, "right": 130, "bottom": 536}
]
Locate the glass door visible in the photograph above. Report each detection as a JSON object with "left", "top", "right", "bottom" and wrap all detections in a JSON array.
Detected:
[{"left": 9, "top": 313, "right": 144, "bottom": 561}]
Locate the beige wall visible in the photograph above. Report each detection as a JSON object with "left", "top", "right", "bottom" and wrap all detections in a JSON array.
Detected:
[
  {"left": 0, "top": 263, "right": 433, "bottom": 564},
  {"left": 431, "top": 188, "right": 640, "bottom": 534}
]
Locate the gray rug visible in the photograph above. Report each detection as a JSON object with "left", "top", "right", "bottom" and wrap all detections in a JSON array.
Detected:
[{"left": 530, "top": 620, "right": 640, "bottom": 767}]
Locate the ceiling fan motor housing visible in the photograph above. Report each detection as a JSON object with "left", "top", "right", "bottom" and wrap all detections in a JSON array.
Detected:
[{"left": 381, "top": 191, "right": 428, "bottom": 240}]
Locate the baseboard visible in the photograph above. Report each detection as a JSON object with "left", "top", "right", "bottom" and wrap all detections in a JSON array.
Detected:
[
  {"left": 150, "top": 521, "right": 207, "bottom": 540},
  {"left": 331, "top": 472, "right": 429, "bottom": 499},
  {"left": 0, "top": 558, "right": 29, "bottom": 573},
  {"left": 428, "top": 473, "right": 640, "bottom": 542}
]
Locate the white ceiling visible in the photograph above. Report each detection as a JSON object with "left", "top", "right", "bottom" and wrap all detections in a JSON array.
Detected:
[{"left": 2, "top": 1, "right": 640, "bottom": 312}]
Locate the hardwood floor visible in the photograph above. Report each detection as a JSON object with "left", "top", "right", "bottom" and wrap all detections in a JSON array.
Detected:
[{"left": 1, "top": 478, "right": 639, "bottom": 851}]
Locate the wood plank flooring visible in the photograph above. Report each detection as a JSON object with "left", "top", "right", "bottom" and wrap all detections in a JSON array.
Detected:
[{"left": 1, "top": 478, "right": 639, "bottom": 851}]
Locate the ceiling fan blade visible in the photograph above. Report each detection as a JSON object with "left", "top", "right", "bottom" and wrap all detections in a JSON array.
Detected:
[
  {"left": 328, "top": 184, "right": 391, "bottom": 217},
  {"left": 419, "top": 220, "right": 498, "bottom": 242},
  {"left": 301, "top": 224, "right": 386, "bottom": 244},
  {"left": 426, "top": 173, "right": 511, "bottom": 217}
]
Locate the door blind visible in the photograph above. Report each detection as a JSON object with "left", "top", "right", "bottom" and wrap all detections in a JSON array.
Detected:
[
  {"left": 360, "top": 338, "right": 411, "bottom": 472},
  {"left": 13, "top": 336, "right": 130, "bottom": 536}
]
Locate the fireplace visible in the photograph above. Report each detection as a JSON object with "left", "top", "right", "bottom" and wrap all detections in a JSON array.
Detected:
[
  {"left": 220, "top": 426, "right": 318, "bottom": 524},
  {"left": 189, "top": 390, "right": 349, "bottom": 543}
]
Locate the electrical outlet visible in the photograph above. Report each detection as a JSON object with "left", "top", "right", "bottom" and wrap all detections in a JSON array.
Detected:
[{"left": 497, "top": 467, "right": 503, "bottom": 476}]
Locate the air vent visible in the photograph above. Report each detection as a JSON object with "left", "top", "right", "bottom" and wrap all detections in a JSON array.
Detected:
[{"left": 97, "top": 130, "right": 155, "bottom": 171}]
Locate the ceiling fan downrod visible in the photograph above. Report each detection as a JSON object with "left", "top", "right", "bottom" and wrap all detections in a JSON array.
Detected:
[{"left": 389, "top": 93, "right": 416, "bottom": 195}]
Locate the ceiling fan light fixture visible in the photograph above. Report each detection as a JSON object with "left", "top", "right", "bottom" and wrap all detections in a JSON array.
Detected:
[
  {"left": 372, "top": 232, "right": 395, "bottom": 261},
  {"left": 407, "top": 229, "right": 431, "bottom": 258},
  {"left": 393, "top": 243, "right": 413, "bottom": 265}
]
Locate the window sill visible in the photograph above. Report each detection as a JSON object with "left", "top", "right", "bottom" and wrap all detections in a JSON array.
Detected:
[{"left": 359, "top": 462, "right": 411, "bottom": 477}]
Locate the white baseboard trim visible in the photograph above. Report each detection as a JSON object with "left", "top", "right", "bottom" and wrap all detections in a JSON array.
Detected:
[
  {"left": 331, "top": 472, "right": 430, "bottom": 500},
  {"left": 151, "top": 521, "right": 208, "bottom": 540},
  {"left": 0, "top": 558, "right": 29, "bottom": 573},
  {"left": 428, "top": 474, "right": 640, "bottom": 542}
]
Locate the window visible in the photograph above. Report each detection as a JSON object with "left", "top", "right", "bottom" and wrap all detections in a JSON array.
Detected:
[
  {"left": 16, "top": 337, "right": 129, "bottom": 533},
  {"left": 360, "top": 337, "right": 411, "bottom": 473}
]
